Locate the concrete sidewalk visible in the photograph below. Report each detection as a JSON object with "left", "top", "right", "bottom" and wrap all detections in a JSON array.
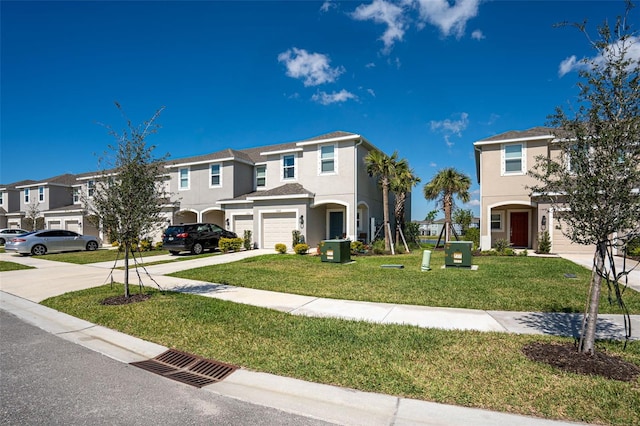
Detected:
[{"left": 1, "top": 249, "right": 637, "bottom": 425}]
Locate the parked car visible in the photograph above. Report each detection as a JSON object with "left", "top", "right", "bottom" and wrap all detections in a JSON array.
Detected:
[
  {"left": 163, "top": 223, "right": 237, "bottom": 255},
  {"left": 0, "top": 228, "right": 29, "bottom": 245},
  {"left": 5, "top": 230, "right": 101, "bottom": 256}
]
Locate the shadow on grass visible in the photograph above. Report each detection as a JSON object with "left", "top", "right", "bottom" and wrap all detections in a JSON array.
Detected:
[{"left": 170, "top": 282, "right": 235, "bottom": 295}]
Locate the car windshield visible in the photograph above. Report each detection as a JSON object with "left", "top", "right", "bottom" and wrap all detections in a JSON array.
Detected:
[{"left": 164, "top": 226, "right": 184, "bottom": 236}]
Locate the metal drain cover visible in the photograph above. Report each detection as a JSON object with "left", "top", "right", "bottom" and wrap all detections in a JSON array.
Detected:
[{"left": 131, "top": 349, "right": 238, "bottom": 388}]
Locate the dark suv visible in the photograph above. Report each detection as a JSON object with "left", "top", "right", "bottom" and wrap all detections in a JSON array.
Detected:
[{"left": 162, "top": 223, "right": 237, "bottom": 255}]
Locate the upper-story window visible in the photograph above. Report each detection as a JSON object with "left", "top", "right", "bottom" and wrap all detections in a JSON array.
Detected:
[
  {"left": 210, "top": 164, "right": 221, "bottom": 187},
  {"left": 87, "top": 180, "right": 95, "bottom": 198},
  {"left": 502, "top": 143, "right": 525, "bottom": 175},
  {"left": 0, "top": 191, "right": 4, "bottom": 207},
  {"left": 73, "top": 187, "right": 80, "bottom": 203},
  {"left": 319, "top": 144, "right": 336, "bottom": 174},
  {"left": 282, "top": 154, "right": 296, "bottom": 180},
  {"left": 38, "top": 186, "right": 45, "bottom": 202},
  {"left": 179, "top": 167, "right": 190, "bottom": 190},
  {"left": 256, "top": 165, "right": 266, "bottom": 188},
  {"left": 24, "top": 188, "right": 30, "bottom": 203}
]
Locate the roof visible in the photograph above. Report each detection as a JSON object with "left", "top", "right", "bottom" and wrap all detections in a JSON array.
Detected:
[{"left": 474, "top": 127, "right": 557, "bottom": 144}]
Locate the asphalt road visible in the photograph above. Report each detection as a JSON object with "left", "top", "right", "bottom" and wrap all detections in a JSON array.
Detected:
[{"left": 0, "top": 310, "right": 332, "bottom": 426}]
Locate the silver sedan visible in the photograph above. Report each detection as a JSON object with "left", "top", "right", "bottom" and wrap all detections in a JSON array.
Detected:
[
  {"left": 5, "top": 230, "right": 101, "bottom": 256},
  {"left": 0, "top": 228, "right": 29, "bottom": 245}
]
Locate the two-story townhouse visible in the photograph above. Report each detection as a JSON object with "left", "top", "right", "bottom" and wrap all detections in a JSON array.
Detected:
[
  {"left": 0, "top": 180, "right": 35, "bottom": 229},
  {"left": 474, "top": 127, "right": 594, "bottom": 254},
  {"left": 164, "top": 131, "right": 388, "bottom": 249}
]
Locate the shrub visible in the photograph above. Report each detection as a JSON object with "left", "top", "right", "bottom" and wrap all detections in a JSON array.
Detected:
[
  {"left": 494, "top": 238, "right": 510, "bottom": 253},
  {"left": 292, "top": 230, "right": 303, "bottom": 249},
  {"left": 537, "top": 231, "right": 551, "bottom": 254},
  {"left": 219, "top": 237, "right": 243, "bottom": 253},
  {"left": 275, "top": 243, "right": 287, "bottom": 254},
  {"left": 243, "top": 230, "right": 252, "bottom": 251},
  {"left": 155, "top": 241, "right": 163, "bottom": 250},
  {"left": 139, "top": 239, "right": 153, "bottom": 251},
  {"left": 111, "top": 241, "right": 120, "bottom": 247},
  {"left": 463, "top": 228, "right": 480, "bottom": 250},
  {"left": 372, "top": 239, "right": 386, "bottom": 254},
  {"left": 294, "top": 243, "right": 309, "bottom": 255},
  {"left": 350, "top": 240, "right": 364, "bottom": 254}
]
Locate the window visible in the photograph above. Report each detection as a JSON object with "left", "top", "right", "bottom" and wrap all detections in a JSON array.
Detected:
[
  {"left": 87, "top": 180, "right": 95, "bottom": 198},
  {"left": 38, "top": 186, "right": 45, "bottom": 202},
  {"left": 491, "top": 213, "right": 503, "bottom": 231},
  {"left": 256, "top": 165, "right": 266, "bottom": 188},
  {"left": 503, "top": 143, "right": 524, "bottom": 174},
  {"left": 73, "top": 187, "right": 80, "bottom": 203},
  {"left": 282, "top": 154, "right": 296, "bottom": 180},
  {"left": 179, "top": 168, "right": 190, "bottom": 190},
  {"left": 24, "top": 188, "right": 30, "bottom": 203},
  {"left": 0, "top": 192, "right": 4, "bottom": 206},
  {"left": 210, "top": 164, "right": 221, "bottom": 187},
  {"left": 319, "top": 145, "right": 335, "bottom": 174}
]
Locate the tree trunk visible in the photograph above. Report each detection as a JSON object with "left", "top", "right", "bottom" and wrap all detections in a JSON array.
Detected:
[
  {"left": 444, "top": 192, "right": 452, "bottom": 243},
  {"left": 382, "top": 182, "right": 390, "bottom": 252},
  {"left": 124, "top": 243, "right": 130, "bottom": 298},
  {"left": 579, "top": 241, "right": 606, "bottom": 354}
]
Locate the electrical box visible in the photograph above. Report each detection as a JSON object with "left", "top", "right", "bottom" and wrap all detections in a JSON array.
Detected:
[
  {"left": 444, "top": 241, "right": 473, "bottom": 267},
  {"left": 320, "top": 239, "right": 351, "bottom": 263}
]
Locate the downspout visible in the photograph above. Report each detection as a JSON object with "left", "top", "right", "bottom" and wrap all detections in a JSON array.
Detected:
[{"left": 354, "top": 138, "right": 363, "bottom": 241}]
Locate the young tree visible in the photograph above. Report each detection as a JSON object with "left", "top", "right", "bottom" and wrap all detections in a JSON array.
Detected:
[
  {"left": 453, "top": 208, "right": 474, "bottom": 235},
  {"left": 88, "top": 103, "right": 170, "bottom": 298},
  {"left": 25, "top": 200, "right": 41, "bottom": 231},
  {"left": 529, "top": 3, "right": 640, "bottom": 354},
  {"left": 423, "top": 168, "right": 471, "bottom": 243},
  {"left": 390, "top": 158, "right": 421, "bottom": 244},
  {"left": 424, "top": 209, "right": 438, "bottom": 223},
  {"left": 365, "top": 150, "right": 399, "bottom": 252}
]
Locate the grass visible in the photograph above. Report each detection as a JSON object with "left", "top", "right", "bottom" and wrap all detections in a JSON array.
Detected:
[
  {"left": 0, "top": 260, "right": 34, "bottom": 271},
  {"left": 17, "top": 248, "right": 220, "bottom": 265},
  {"left": 168, "top": 250, "right": 640, "bottom": 314},
  {"left": 42, "top": 284, "right": 640, "bottom": 426}
]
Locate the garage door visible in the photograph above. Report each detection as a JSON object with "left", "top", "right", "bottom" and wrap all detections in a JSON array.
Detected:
[
  {"left": 66, "top": 220, "right": 81, "bottom": 233},
  {"left": 552, "top": 218, "right": 594, "bottom": 254},
  {"left": 233, "top": 215, "right": 253, "bottom": 243},
  {"left": 261, "top": 212, "right": 296, "bottom": 250},
  {"left": 49, "top": 221, "right": 61, "bottom": 230}
]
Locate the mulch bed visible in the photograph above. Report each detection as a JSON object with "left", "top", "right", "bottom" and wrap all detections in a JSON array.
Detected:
[
  {"left": 101, "top": 293, "right": 152, "bottom": 305},
  {"left": 522, "top": 342, "right": 640, "bottom": 382}
]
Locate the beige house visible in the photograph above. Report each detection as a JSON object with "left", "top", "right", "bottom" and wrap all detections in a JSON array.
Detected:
[
  {"left": 1, "top": 131, "right": 394, "bottom": 250},
  {"left": 473, "top": 127, "right": 594, "bottom": 254}
]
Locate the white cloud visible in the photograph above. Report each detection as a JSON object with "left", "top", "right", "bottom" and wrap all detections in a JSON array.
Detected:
[
  {"left": 278, "top": 48, "right": 345, "bottom": 87},
  {"left": 430, "top": 112, "right": 469, "bottom": 147},
  {"left": 559, "top": 36, "right": 640, "bottom": 77},
  {"left": 466, "top": 199, "right": 481, "bottom": 207},
  {"left": 471, "top": 29, "right": 485, "bottom": 40},
  {"left": 429, "top": 162, "right": 437, "bottom": 168},
  {"left": 312, "top": 89, "right": 357, "bottom": 105},
  {"left": 367, "top": 88, "right": 376, "bottom": 97},
  {"left": 415, "top": 0, "right": 480, "bottom": 38},
  {"left": 351, "top": 0, "right": 407, "bottom": 53},
  {"left": 320, "top": 1, "right": 337, "bottom": 13}
]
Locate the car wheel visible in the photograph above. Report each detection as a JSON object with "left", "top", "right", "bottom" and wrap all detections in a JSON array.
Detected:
[
  {"left": 31, "top": 244, "right": 47, "bottom": 256},
  {"left": 86, "top": 241, "right": 98, "bottom": 251},
  {"left": 0, "top": 238, "right": 5, "bottom": 245},
  {"left": 191, "top": 242, "right": 204, "bottom": 255},
  {"left": 169, "top": 251, "right": 179, "bottom": 256}
]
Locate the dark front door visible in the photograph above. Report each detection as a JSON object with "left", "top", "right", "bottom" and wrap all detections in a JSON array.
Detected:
[
  {"left": 510, "top": 212, "right": 529, "bottom": 247},
  {"left": 329, "top": 211, "right": 344, "bottom": 239}
]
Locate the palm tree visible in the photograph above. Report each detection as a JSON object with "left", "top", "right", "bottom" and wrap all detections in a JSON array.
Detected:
[
  {"left": 423, "top": 168, "right": 471, "bottom": 243},
  {"left": 390, "top": 158, "right": 421, "bottom": 245},
  {"left": 365, "top": 150, "right": 398, "bottom": 251}
]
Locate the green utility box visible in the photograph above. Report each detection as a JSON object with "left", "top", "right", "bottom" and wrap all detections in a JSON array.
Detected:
[
  {"left": 444, "top": 241, "right": 473, "bottom": 267},
  {"left": 320, "top": 239, "right": 351, "bottom": 263}
]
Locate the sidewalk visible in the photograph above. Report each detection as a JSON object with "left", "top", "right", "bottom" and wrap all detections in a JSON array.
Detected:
[{"left": 1, "top": 249, "right": 637, "bottom": 425}]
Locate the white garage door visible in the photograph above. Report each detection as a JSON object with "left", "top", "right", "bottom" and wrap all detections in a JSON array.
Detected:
[
  {"left": 66, "top": 220, "right": 81, "bottom": 233},
  {"left": 233, "top": 215, "right": 254, "bottom": 242},
  {"left": 49, "top": 221, "right": 61, "bottom": 230},
  {"left": 552, "top": 218, "right": 594, "bottom": 254},
  {"left": 261, "top": 212, "right": 296, "bottom": 250}
]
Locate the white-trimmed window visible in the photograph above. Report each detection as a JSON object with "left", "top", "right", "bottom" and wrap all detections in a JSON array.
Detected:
[
  {"left": 38, "top": 186, "right": 45, "bottom": 202},
  {"left": 502, "top": 143, "right": 525, "bottom": 175},
  {"left": 210, "top": 163, "right": 221, "bottom": 187},
  {"left": 0, "top": 191, "right": 4, "bottom": 207},
  {"left": 73, "top": 187, "right": 80, "bottom": 203},
  {"left": 256, "top": 165, "right": 266, "bottom": 188},
  {"left": 24, "top": 188, "right": 30, "bottom": 203},
  {"left": 319, "top": 144, "right": 336, "bottom": 174},
  {"left": 491, "top": 212, "right": 503, "bottom": 232},
  {"left": 87, "top": 180, "right": 95, "bottom": 198},
  {"left": 282, "top": 154, "right": 296, "bottom": 180},
  {"left": 179, "top": 167, "right": 190, "bottom": 190}
]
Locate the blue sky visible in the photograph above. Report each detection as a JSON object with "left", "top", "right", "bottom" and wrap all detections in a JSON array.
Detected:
[{"left": 1, "top": 0, "right": 635, "bottom": 220}]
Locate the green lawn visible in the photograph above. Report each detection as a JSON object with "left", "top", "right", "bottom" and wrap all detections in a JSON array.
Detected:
[
  {"left": 168, "top": 250, "right": 640, "bottom": 314},
  {"left": 0, "top": 260, "right": 34, "bottom": 271},
  {"left": 42, "top": 284, "right": 640, "bottom": 426}
]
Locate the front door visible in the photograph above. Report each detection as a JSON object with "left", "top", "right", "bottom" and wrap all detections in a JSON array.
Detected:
[
  {"left": 328, "top": 211, "right": 344, "bottom": 239},
  {"left": 510, "top": 212, "right": 528, "bottom": 247}
]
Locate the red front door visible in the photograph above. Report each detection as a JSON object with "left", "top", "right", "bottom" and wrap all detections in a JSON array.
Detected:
[{"left": 510, "top": 212, "right": 528, "bottom": 247}]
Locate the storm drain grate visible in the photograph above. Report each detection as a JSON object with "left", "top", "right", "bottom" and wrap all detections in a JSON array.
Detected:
[{"left": 131, "top": 348, "right": 238, "bottom": 388}]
